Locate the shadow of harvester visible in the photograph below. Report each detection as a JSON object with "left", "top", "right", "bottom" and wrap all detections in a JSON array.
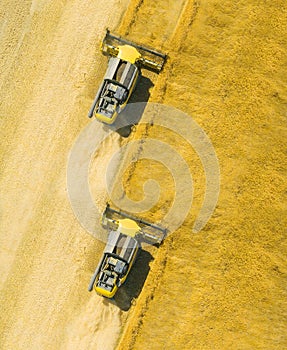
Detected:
[
  {"left": 103, "top": 249, "right": 154, "bottom": 311},
  {"left": 103, "top": 76, "right": 154, "bottom": 137}
]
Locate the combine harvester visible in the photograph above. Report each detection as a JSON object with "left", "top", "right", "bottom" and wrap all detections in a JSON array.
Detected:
[
  {"left": 88, "top": 204, "right": 167, "bottom": 299},
  {"left": 88, "top": 29, "right": 167, "bottom": 124}
]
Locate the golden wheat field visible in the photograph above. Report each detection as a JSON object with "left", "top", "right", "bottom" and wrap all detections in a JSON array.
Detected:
[{"left": 1, "top": 0, "right": 287, "bottom": 349}]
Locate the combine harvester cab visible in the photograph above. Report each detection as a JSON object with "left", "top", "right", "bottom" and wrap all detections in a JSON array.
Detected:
[
  {"left": 88, "top": 204, "right": 167, "bottom": 299},
  {"left": 88, "top": 29, "right": 167, "bottom": 124}
]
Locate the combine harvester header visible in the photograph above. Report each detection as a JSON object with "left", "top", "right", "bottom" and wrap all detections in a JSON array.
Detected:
[
  {"left": 102, "top": 204, "right": 167, "bottom": 245},
  {"left": 101, "top": 29, "right": 167, "bottom": 73}
]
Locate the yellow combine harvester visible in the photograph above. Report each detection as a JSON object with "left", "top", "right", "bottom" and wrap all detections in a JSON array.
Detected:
[
  {"left": 88, "top": 29, "right": 167, "bottom": 124},
  {"left": 88, "top": 204, "right": 167, "bottom": 299}
]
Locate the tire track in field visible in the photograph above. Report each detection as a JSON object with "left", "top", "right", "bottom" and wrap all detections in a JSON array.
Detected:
[
  {"left": 118, "top": 0, "right": 187, "bottom": 48},
  {"left": 111, "top": 1, "right": 201, "bottom": 349},
  {"left": 111, "top": 0, "right": 192, "bottom": 201},
  {"left": 152, "top": 0, "right": 201, "bottom": 103}
]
